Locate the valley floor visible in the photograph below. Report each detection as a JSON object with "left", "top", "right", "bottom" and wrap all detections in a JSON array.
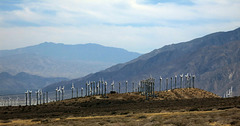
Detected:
[{"left": 1, "top": 108, "right": 240, "bottom": 126}]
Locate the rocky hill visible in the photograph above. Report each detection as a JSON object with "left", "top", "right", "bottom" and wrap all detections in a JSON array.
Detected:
[{"left": 44, "top": 27, "right": 240, "bottom": 96}]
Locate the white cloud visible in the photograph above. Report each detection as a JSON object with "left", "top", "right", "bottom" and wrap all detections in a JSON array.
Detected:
[{"left": 0, "top": 0, "right": 239, "bottom": 53}]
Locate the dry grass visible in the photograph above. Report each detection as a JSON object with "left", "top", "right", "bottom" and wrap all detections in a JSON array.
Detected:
[
  {"left": 0, "top": 119, "right": 41, "bottom": 125},
  {"left": 0, "top": 88, "right": 239, "bottom": 126},
  {"left": 9, "top": 108, "right": 235, "bottom": 126}
]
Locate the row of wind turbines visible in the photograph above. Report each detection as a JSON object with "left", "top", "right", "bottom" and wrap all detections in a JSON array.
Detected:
[{"left": 0, "top": 74, "right": 235, "bottom": 106}]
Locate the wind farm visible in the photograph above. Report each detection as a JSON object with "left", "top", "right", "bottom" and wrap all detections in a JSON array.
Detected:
[{"left": 0, "top": 0, "right": 240, "bottom": 125}]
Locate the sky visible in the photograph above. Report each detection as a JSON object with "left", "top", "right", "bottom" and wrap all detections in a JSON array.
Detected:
[{"left": 0, "top": 0, "right": 240, "bottom": 53}]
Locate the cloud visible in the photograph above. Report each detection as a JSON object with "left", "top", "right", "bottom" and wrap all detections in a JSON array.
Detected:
[{"left": 0, "top": 0, "right": 239, "bottom": 53}]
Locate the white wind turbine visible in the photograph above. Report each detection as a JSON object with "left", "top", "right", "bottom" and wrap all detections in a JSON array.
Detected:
[
  {"left": 71, "top": 83, "right": 75, "bottom": 98},
  {"left": 56, "top": 87, "right": 58, "bottom": 101},
  {"left": 111, "top": 81, "right": 114, "bottom": 92},
  {"left": 159, "top": 76, "right": 162, "bottom": 91},
  {"left": 29, "top": 90, "right": 32, "bottom": 106},
  {"left": 126, "top": 81, "right": 128, "bottom": 93},
  {"left": 35, "top": 90, "right": 39, "bottom": 105},
  {"left": 180, "top": 74, "right": 183, "bottom": 88},
  {"left": 174, "top": 75, "right": 177, "bottom": 89},
  {"left": 105, "top": 81, "right": 108, "bottom": 97},
  {"left": 61, "top": 86, "right": 65, "bottom": 100},
  {"left": 25, "top": 90, "right": 28, "bottom": 106},
  {"left": 58, "top": 86, "right": 61, "bottom": 101},
  {"left": 81, "top": 87, "right": 83, "bottom": 97}
]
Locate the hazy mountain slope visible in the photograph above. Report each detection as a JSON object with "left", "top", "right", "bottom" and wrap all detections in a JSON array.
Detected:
[
  {"left": 0, "top": 72, "right": 68, "bottom": 95},
  {"left": 0, "top": 42, "right": 140, "bottom": 63},
  {"left": 0, "top": 43, "right": 140, "bottom": 78},
  {"left": 44, "top": 27, "right": 240, "bottom": 96}
]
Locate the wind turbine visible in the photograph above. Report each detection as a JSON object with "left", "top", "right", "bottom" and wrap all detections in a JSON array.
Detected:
[
  {"left": 86, "top": 82, "right": 88, "bottom": 96},
  {"left": 96, "top": 82, "right": 99, "bottom": 95},
  {"left": 159, "top": 76, "right": 162, "bottom": 91},
  {"left": 90, "top": 82, "right": 93, "bottom": 96},
  {"left": 101, "top": 79, "right": 104, "bottom": 97},
  {"left": 39, "top": 90, "right": 42, "bottom": 104},
  {"left": 138, "top": 81, "right": 140, "bottom": 92},
  {"left": 76, "top": 87, "right": 79, "bottom": 98},
  {"left": 29, "top": 90, "right": 32, "bottom": 106},
  {"left": 8, "top": 97, "right": 11, "bottom": 106},
  {"left": 126, "top": 81, "right": 128, "bottom": 93},
  {"left": 25, "top": 90, "right": 28, "bottom": 106},
  {"left": 185, "top": 74, "right": 189, "bottom": 88},
  {"left": 93, "top": 81, "right": 95, "bottom": 95},
  {"left": 88, "top": 81, "right": 90, "bottom": 97},
  {"left": 192, "top": 75, "right": 195, "bottom": 88},
  {"left": 152, "top": 78, "right": 155, "bottom": 97},
  {"left": 180, "top": 74, "right": 183, "bottom": 88},
  {"left": 189, "top": 74, "right": 192, "bottom": 88},
  {"left": 81, "top": 87, "right": 83, "bottom": 97},
  {"left": 105, "top": 81, "right": 107, "bottom": 98},
  {"left": 166, "top": 78, "right": 168, "bottom": 91},
  {"left": 58, "top": 86, "right": 61, "bottom": 101},
  {"left": 174, "top": 75, "right": 177, "bottom": 89},
  {"left": 111, "top": 81, "right": 114, "bottom": 92},
  {"left": 98, "top": 80, "right": 101, "bottom": 95},
  {"left": 43, "top": 92, "right": 45, "bottom": 104},
  {"left": 16, "top": 96, "right": 19, "bottom": 106},
  {"left": 71, "top": 83, "right": 75, "bottom": 98},
  {"left": 35, "top": 90, "right": 39, "bottom": 105},
  {"left": 56, "top": 87, "right": 58, "bottom": 101},
  {"left": 132, "top": 82, "right": 135, "bottom": 93},
  {"left": 119, "top": 82, "right": 121, "bottom": 94},
  {"left": 46, "top": 91, "right": 48, "bottom": 103},
  {"left": 61, "top": 86, "right": 65, "bottom": 100}
]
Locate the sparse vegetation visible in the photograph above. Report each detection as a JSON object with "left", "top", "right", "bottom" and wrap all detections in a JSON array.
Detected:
[{"left": 0, "top": 88, "right": 240, "bottom": 125}]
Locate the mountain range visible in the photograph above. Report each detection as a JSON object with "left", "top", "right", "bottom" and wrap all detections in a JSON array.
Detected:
[
  {"left": 0, "top": 72, "right": 67, "bottom": 95},
  {"left": 43, "top": 27, "right": 240, "bottom": 96},
  {"left": 0, "top": 42, "right": 141, "bottom": 78}
]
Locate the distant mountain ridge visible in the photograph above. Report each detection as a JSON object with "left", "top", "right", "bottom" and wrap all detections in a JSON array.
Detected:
[
  {"left": 43, "top": 27, "right": 240, "bottom": 96},
  {"left": 0, "top": 72, "right": 68, "bottom": 95},
  {"left": 0, "top": 42, "right": 141, "bottom": 78},
  {"left": 0, "top": 42, "right": 140, "bottom": 63}
]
